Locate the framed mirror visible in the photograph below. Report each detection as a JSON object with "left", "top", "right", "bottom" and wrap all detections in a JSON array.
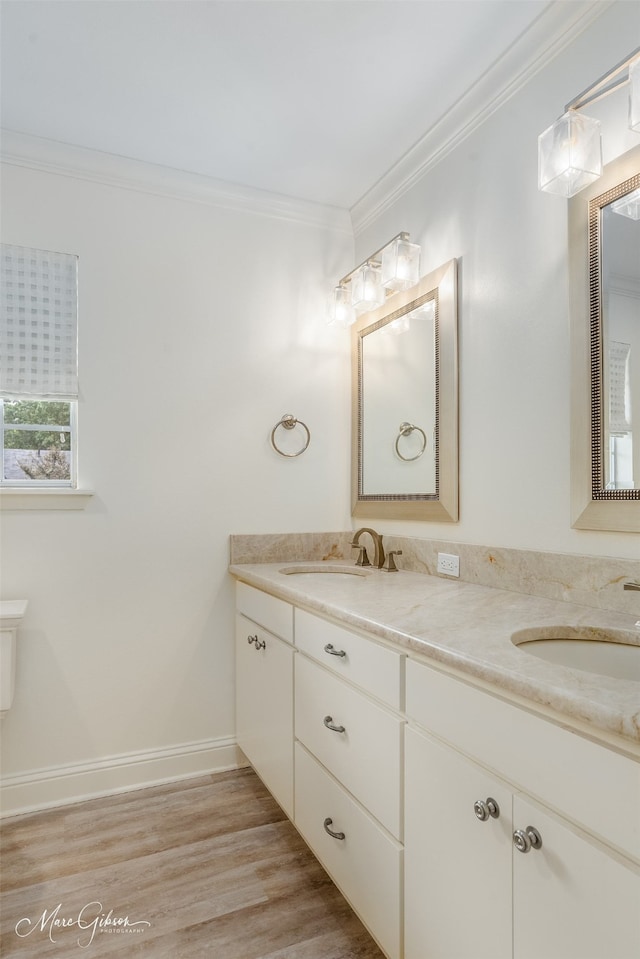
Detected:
[
  {"left": 351, "top": 258, "right": 458, "bottom": 521},
  {"left": 570, "top": 144, "right": 640, "bottom": 531}
]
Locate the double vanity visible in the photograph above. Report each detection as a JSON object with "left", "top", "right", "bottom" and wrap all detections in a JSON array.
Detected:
[{"left": 230, "top": 554, "right": 640, "bottom": 959}]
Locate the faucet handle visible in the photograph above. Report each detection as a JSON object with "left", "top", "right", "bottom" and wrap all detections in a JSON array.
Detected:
[
  {"left": 383, "top": 550, "right": 403, "bottom": 572},
  {"left": 352, "top": 544, "right": 371, "bottom": 567}
]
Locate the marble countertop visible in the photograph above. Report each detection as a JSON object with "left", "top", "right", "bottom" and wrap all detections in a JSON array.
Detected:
[{"left": 229, "top": 561, "right": 640, "bottom": 750}]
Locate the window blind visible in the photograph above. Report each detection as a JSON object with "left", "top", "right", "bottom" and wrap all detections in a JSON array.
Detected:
[{"left": 0, "top": 244, "right": 78, "bottom": 398}]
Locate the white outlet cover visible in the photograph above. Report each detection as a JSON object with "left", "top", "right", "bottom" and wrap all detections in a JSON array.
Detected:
[{"left": 437, "top": 552, "right": 460, "bottom": 577}]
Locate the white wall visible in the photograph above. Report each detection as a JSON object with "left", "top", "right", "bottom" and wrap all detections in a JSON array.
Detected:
[
  {"left": 353, "top": 1, "right": 640, "bottom": 560},
  {"left": 0, "top": 156, "right": 352, "bottom": 809}
]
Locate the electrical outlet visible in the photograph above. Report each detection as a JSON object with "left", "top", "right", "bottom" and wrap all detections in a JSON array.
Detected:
[{"left": 437, "top": 552, "right": 460, "bottom": 577}]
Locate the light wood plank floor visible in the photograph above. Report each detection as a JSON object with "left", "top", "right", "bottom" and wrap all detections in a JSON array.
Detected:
[{"left": 0, "top": 767, "right": 386, "bottom": 958}]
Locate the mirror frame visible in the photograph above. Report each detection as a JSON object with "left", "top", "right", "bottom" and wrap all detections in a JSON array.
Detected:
[
  {"left": 570, "top": 144, "right": 640, "bottom": 531},
  {"left": 351, "top": 258, "right": 458, "bottom": 521}
]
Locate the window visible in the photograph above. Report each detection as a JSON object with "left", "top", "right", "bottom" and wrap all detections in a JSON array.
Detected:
[{"left": 0, "top": 244, "right": 78, "bottom": 487}]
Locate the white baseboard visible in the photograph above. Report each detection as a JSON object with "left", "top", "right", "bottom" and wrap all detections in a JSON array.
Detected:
[{"left": 0, "top": 736, "right": 249, "bottom": 818}]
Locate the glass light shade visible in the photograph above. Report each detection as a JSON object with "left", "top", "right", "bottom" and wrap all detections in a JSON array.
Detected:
[
  {"left": 611, "top": 188, "right": 640, "bottom": 221},
  {"left": 381, "top": 237, "right": 421, "bottom": 291},
  {"left": 630, "top": 57, "right": 640, "bottom": 133},
  {"left": 538, "top": 111, "right": 602, "bottom": 197},
  {"left": 351, "top": 263, "right": 385, "bottom": 313},
  {"left": 327, "top": 284, "right": 355, "bottom": 327}
]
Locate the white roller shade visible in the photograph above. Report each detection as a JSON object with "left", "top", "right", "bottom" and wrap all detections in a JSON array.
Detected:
[{"left": 0, "top": 244, "right": 78, "bottom": 398}]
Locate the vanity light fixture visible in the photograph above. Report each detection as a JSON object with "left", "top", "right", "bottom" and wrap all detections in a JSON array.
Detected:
[
  {"left": 327, "top": 283, "right": 356, "bottom": 327},
  {"left": 327, "top": 231, "right": 421, "bottom": 326},
  {"left": 350, "top": 262, "right": 385, "bottom": 314},
  {"left": 381, "top": 234, "right": 421, "bottom": 292},
  {"left": 538, "top": 46, "right": 640, "bottom": 198}
]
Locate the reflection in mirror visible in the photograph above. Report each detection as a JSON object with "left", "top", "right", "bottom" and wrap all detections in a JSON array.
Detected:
[
  {"left": 352, "top": 260, "right": 458, "bottom": 522},
  {"left": 601, "top": 189, "right": 640, "bottom": 490},
  {"left": 361, "top": 295, "right": 436, "bottom": 495},
  {"left": 570, "top": 144, "right": 640, "bottom": 531}
]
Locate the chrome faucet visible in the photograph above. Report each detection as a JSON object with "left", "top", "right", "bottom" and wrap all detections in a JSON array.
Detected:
[{"left": 351, "top": 527, "right": 385, "bottom": 569}]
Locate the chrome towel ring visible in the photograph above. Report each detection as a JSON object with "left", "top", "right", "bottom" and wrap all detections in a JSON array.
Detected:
[
  {"left": 395, "top": 422, "right": 427, "bottom": 461},
  {"left": 270, "top": 414, "right": 311, "bottom": 457}
]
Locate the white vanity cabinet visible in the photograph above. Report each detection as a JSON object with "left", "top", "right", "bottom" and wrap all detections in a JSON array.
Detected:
[
  {"left": 235, "top": 583, "right": 295, "bottom": 819},
  {"left": 233, "top": 575, "right": 640, "bottom": 959},
  {"left": 405, "top": 659, "right": 640, "bottom": 959},
  {"left": 293, "top": 609, "right": 405, "bottom": 959}
]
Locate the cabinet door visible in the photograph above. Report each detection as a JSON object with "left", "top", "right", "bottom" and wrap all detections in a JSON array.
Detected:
[
  {"left": 404, "top": 726, "right": 512, "bottom": 959},
  {"left": 235, "top": 613, "right": 294, "bottom": 819},
  {"left": 513, "top": 795, "right": 640, "bottom": 959}
]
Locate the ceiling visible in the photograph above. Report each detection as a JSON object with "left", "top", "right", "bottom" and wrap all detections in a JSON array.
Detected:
[{"left": 2, "top": 1, "right": 559, "bottom": 210}]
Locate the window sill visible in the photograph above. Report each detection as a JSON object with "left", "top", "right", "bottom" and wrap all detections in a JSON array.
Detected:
[{"left": 0, "top": 489, "right": 94, "bottom": 510}]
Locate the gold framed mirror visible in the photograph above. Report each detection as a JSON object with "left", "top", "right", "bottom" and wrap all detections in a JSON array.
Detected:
[
  {"left": 570, "top": 144, "right": 640, "bottom": 531},
  {"left": 351, "top": 258, "right": 458, "bottom": 521}
]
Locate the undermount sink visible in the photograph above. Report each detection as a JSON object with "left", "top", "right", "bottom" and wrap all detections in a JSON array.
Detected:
[
  {"left": 279, "top": 564, "right": 370, "bottom": 577},
  {"left": 512, "top": 627, "right": 640, "bottom": 682}
]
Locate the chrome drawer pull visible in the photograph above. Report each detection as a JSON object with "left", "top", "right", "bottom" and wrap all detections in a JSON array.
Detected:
[
  {"left": 247, "top": 634, "right": 258, "bottom": 646},
  {"left": 324, "top": 643, "right": 346, "bottom": 658},
  {"left": 513, "top": 826, "right": 543, "bottom": 854},
  {"left": 323, "top": 715, "right": 346, "bottom": 733},
  {"left": 254, "top": 637, "right": 266, "bottom": 651},
  {"left": 474, "top": 797, "right": 500, "bottom": 821},
  {"left": 323, "top": 817, "right": 345, "bottom": 840}
]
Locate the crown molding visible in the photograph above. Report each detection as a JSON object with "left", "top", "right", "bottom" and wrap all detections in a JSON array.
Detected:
[
  {"left": 0, "top": 129, "right": 352, "bottom": 235},
  {"left": 350, "top": 0, "right": 614, "bottom": 236}
]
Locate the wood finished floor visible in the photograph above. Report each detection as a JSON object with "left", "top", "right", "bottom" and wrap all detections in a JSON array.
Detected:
[{"left": 0, "top": 767, "right": 385, "bottom": 958}]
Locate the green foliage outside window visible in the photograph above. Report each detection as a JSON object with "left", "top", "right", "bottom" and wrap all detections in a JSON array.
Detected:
[{"left": 3, "top": 400, "right": 71, "bottom": 451}]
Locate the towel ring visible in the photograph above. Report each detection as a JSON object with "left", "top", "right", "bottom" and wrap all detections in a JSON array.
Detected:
[
  {"left": 395, "top": 422, "right": 427, "bottom": 461},
  {"left": 271, "top": 414, "right": 311, "bottom": 457}
]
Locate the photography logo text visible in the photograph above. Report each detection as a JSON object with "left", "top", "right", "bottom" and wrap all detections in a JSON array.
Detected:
[{"left": 15, "top": 901, "right": 151, "bottom": 948}]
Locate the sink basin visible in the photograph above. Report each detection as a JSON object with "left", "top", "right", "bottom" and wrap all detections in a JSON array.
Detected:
[
  {"left": 512, "top": 627, "right": 640, "bottom": 682},
  {"left": 279, "top": 564, "right": 370, "bottom": 577}
]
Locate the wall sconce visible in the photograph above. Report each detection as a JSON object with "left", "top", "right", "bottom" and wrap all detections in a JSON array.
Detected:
[
  {"left": 328, "top": 232, "right": 421, "bottom": 326},
  {"left": 538, "top": 46, "right": 640, "bottom": 198}
]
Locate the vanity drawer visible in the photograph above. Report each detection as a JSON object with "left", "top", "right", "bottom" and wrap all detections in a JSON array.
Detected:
[
  {"left": 295, "top": 654, "right": 403, "bottom": 839},
  {"left": 295, "top": 608, "right": 402, "bottom": 709},
  {"left": 406, "top": 657, "right": 640, "bottom": 862},
  {"left": 294, "top": 741, "right": 402, "bottom": 959},
  {"left": 236, "top": 582, "right": 293, "bottom": 642}
]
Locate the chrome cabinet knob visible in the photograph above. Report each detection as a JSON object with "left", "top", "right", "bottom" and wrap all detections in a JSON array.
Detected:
[
  {"left": 323, "top": 817, "right": 345, "bottom": 840},
  {"left": 324, "top": 643, "right": 346, "bottom": 658},
  {"left": 247, "top": 634, "right": 258, "bottom": 645},
  {"left": 513, "top": 826, "right": 543, "bottom": 853},
  {"left": 474, "top": 797, "right": 500, "bottom": 821},
  {"left": 323, "top": 715, "right": 346, "bottom": 733},
  {"left": 254, "top": 637, "right": 266, "bottom": 651}
]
